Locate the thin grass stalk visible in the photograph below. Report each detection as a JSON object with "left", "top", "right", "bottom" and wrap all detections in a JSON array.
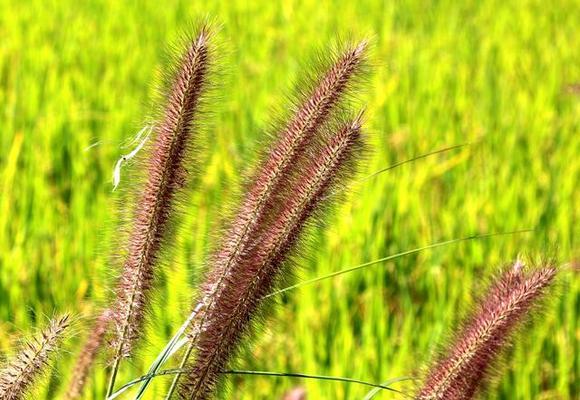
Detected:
[
  {"left": 0, "top": 314, "right": 70, "bottom": 400},
  {"left": 107, "top": 367, "right": 402, "bottom": 399},
  {"left": 267, "top": 230, "right": 533, "bottom": 297},
  {"left": 106, "top": 25, "right": 213, "bottom": 396},
  {"left": 416, "top": 261, "right": 557, "bottom": 400},
  {"left": 179, "top": 116, "right": 365, "bottom": 399}
]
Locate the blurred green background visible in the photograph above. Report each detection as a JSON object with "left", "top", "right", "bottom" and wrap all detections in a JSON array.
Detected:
[{"left": 0, "top": 0, "right": 578, "bottom": 399}]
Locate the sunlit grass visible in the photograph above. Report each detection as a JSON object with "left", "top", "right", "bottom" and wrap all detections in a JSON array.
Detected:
[{"left": 0, "top": 0, "right": 578, "bottom": 398}]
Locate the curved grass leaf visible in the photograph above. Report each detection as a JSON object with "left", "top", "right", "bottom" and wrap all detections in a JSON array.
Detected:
[
  {"left": 108, "top": 368, "right": 404, "bottom": 399},
  {"left": 267, "top": 230, "right": 534, "bottom": 298}
]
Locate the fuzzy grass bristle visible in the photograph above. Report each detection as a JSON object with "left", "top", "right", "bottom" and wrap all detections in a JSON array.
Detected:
[
  {"left": 0, "top": 314, "right": 70, "bottom": 400},
  {"left": 416, "top": 261, "right": 558, "bottom": 400},
  {"left": 179, "top": 115, "right": 365, "bottom": 400}
]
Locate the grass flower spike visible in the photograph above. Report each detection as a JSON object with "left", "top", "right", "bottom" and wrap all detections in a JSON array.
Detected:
[
  {"left": 164, "top": 40, "right": 368, "bottom": 398},
  {"left": 417, "top": 261, "right": 557, "bottom": 400},
  {"left": 107, "top": 24, "right": 214, "bottom": 395},
  {"left": 0, "top": 314, "right": 70, "bottom": 400}
]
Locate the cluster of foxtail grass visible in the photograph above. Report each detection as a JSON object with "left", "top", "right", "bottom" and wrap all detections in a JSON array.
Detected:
[
  {"left": 179, "top": 114, "right": 366, "bottom": 399},
  {"left": 172, "top": 40, "right": 369, "bottom": 400},
  {"left": 2, "top": 21, "right": 564, "bottom": 400},
  {"left": 67, "top": 23, "right": 371, "bottom": 400}
]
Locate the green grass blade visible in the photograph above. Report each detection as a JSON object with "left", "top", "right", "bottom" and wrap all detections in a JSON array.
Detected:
[
  {"left": 108, "top": 368, "right": 404, "bottom": 398},
  {"left": 132, "top": 303, "right": 203, "bottom": 399},
  {"left": 223, "top": 370, "right": 404, "bottom": 394},
  {"left": 359, "top": 143, "right": 469, "bottom": 182},
  {"left": 267, "top": 230, "right": 533, "bottom": 298}
]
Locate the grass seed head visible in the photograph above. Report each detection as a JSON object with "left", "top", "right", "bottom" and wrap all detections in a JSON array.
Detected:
[
  {"left": 110, "top": 24, "right": 214, "bottom": 361},
  {"left": 417, "top": 261, "right": 558, "bottom": 400},
  {"left": 65, "top": 309, "right": 112, "bottom": 400},
  {"left": 0, "top": 314, "right": 70, "bottom": 400}
]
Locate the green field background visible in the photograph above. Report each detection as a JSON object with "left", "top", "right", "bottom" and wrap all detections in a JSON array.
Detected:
[{"left": 0, "top": 0, "right": 578, "bottom": 399}]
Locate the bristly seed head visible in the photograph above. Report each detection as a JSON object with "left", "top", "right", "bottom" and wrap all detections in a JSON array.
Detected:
[
  {"left": 416, "top": 262, "right": 557, "bottom": 400},
  {"left": 173, "top": 41, "right": 368, "bottom": 397},
  {"left": 110, "top": 24, "right": 213, "bottom": 361},
  {"left": 0, "top": 314, "right": 70, "bottom": 400}
]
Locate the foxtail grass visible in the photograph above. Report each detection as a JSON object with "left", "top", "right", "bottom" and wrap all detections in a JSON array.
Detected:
[
  {"left": 416, "top": 261, "right": 557, "bottom": 400},
  {"left": 0, "top": 314, "right": 70, "bottom": 400},
  {"left": 194, "top": 39, "right": 368, "bottom": 331},
  {"left": 106, "top": 24, "right": 214, "bottom": 396}
]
